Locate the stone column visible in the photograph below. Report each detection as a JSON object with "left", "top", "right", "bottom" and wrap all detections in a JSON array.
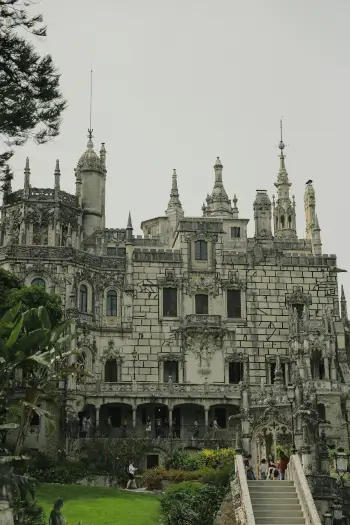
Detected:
[
  {"left": 168, "top": 408, "right": 173, "bottom": 437},
  {"left": 204, "top": 408, "right": 209, "bottom": 429},
  {"left": 330, "top": 357, "right": 337, "bottom": 382},
  {"left": 132, "top": 406, "right": 136, "bottom": 429},
  {"left": 324, "top": 357, "right": 330, "bottom": 380},
  {"left": 95, "top": 406, "right": 100, "bottom": 431}
]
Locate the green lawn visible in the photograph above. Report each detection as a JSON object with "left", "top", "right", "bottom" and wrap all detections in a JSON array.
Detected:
[{"left": 36, "top": 484, "right": 160, "bottom": 525}]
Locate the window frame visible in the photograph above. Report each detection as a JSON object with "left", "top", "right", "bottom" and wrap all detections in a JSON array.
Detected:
[
  {"left": 195, "top": 293, "right": 209, "bottom": 315},
  {"left": 79, "top": 284, "right": 88, "bottom": 313},
  {"left": 194, "top": 240, "right": 208, "bottom": 261},
  {"left": 163, "top": 360, "right": 179, "bottom": 383},
  {"left": 226, "top": 289, "right": 242, "bottom": 319},
  {"left": 106, "top": 289, "right": 118, "bottom": 316},
  {"left": 104, "top": 359, "right": 119, "bottom": 383},
  {"left": 162, "top": 287, "right": 178, "bottom": 318},
  {"left": 31, "top": 277, "right": 46, "bottom": 289},
  {"left": 230, "top": 226, "right": 241, "bottom": 239}
]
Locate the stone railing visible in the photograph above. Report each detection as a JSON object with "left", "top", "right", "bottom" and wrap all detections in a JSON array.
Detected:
[
  {"left": 285, "top": 455, "right": 322, "bottom": 525},
  {"left": 87, "top": 381, "right": 241, "bottom": 397},
  {"left": 231, "top": 454, "right": 255, "bottom": 525}
]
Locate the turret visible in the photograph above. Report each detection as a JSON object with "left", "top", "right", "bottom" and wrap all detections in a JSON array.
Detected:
[
  {"left": 166, "top": 169, "right": 184, "bottom": 230},
  {"left": 75, "top": 130, "right": 106, "bottom": 237},
  {"left": 272, "top": 121, "right": 297, "bottom": 240},
  {"left": 24, "top": 157, "right": 30, "bottom": 197},
  {"left": 253, "top": 190, "right": 273, "bottom": 240},
  {"left": 304, "top": 180, "right": 322, "bottom": 255},
  {"left": 202, "top": 157, "right": 234, "bottom": 218}
]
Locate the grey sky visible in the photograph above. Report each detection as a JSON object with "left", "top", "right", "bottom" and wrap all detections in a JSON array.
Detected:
[{"left": 11, "top": 0, "right": 350, "bottom": 295}]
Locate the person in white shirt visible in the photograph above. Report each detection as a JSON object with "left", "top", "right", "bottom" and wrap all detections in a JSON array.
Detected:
[
  {"left": 126, "top": 462, "right": 138, "bottom": 489},
  {"left": 260, "top": 458, "right": 267, "bottom": 480}
]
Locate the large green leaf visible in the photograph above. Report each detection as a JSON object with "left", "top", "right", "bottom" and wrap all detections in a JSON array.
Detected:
[
  {"left": 15, "top": 328, "right": 49, "bottom": 354},
  {"left": 0, "top": 422, "right": 19, "bottom": 430},
  {"left": 38, "top": 305, "right": 51, "bottom": 330},
  {"left": 0, "top": 302, "right": 21, "bottom": 327},
  {"left": 50, "top": 319, "right": 73, "bottom": 344},
  {"left": 27, "top": 352, "right": 51, "bottom": 368},
  {"left": 5, "top": 314, "right": 24, "bottom": 349}
]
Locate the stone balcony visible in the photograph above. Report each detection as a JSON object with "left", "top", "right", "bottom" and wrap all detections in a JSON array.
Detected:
[
  {"left": 74, "top": 380, "right": 241, "bottom": 399},
  {"left": 184, "top": 314, "right": 222, "bottom": 329}
]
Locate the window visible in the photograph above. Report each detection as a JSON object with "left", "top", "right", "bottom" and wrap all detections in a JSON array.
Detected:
[
  {"left": 79, "top": 284, "right": 88, "bottom": 313},
  {"left": 106, "top": 290, "right": 117, "bottom": 316},
  {"left": 229, "top": 362, "right": 243, "bottom": 384},
  {"left": 164, "top": 361, "right": 179, "bottom": 382},
  {"left": 293, "top": 304, "right": 304, "bottom": 319},
  {"left": 163, "top": 288, "right": 177, "bottom": 317},
  {"left": 31, "top": 278, "right": 46, "bottom": 290},
  {"left": 281, "top": 215, "right": 285, "bottom": 228},
  {"left": 317, "top": 403, "right": 326, "bottom": 421},
  {"left": 231, "top": 227, "right": 241, "bottom": 239},
  {"left": 195, "top": 240, "right": 208, "bottom": 261},
  {"left": 105, "top": 359, "right": 118, "bottom": 382},
  {"left": 227, "top": 290, "right": 241, "bottom": 318},
  {"left": 195, "top": 294, "right": 208, "bottom": 314},
  {"left": 270, "top": 362, "right": 287, "bottom": 384},
  {"left": 107, "top": 247, "right": 117, "bottom": 256}
]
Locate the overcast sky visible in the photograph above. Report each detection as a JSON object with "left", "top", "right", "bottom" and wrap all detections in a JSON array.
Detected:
[{"left": 11, "top": 0, "right": 350, "bottom": 296}]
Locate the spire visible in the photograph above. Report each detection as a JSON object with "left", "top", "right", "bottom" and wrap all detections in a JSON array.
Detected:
[
  {"left": 273, "top": 119, "right": 297, "bottom": 240},
  {"left": 232, "top": 194, "right": 239, "bottom": 218},
  {"left": 341, "top": 285, "right": 348, "bottom": 322},
  {"left": 202, "top": 157, "right": 234, "bottom": 218},
  {"left": 54, "top": 159, "right": 60, "bottom": 191},
  {"left": 126, "top": 211, "right": 134, "bottom": 241},
  {"left": 100, "top": 143, "right": 106, "bottom": 171},
  {"left": 127, "top": 211, "right": 133, "bottom": 229},
  {"left": 166, "top": 169, "right": 183, "bottom": 213},
  {"left": 22, "top": 157, "right": 30, "bottom": 197}
]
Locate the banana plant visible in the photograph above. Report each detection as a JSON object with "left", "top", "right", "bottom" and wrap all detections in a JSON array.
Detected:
[{"left": 0, "top": 302, "right": 78, "bottom": 456}]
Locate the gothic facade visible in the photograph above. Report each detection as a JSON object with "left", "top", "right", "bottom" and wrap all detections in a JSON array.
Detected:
[{"left": 1, "top": 130, "right": 350, "bottom": 465}]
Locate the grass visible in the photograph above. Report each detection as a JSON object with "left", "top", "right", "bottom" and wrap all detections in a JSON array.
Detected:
[{"left": 36, "top": 483, "right": 160, "bottom": 525}]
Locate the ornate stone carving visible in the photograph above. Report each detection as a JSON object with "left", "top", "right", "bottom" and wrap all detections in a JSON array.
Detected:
[
  {"left": 97, "top": 272, "right": 125, "bottom": 293},
  {"left": 157, "top": 268, "right": 182, "bottom": 288},
  {"left": 221, "top": 270, "right": 246, "bottom": 291},
  {"left": 158, "top": 352, "right": 183, "bottom": 362},
  {"left": 225, "top": 352, "right": 248, "bottom": 363},
  {"left": 183, "top": 271, "right": 220, "bottom": 296},
  {"left": 286, "top": 286, "right": 312, "bottom": 306},
  {"left": 101, "top": 339, "right": 124, "bottom": 363}
]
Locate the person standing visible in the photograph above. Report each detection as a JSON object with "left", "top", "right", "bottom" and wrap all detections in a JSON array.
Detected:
[
  {"left": 126, "top": 461, "right": 138, "bottom": 489},
  {"left": 85, "top": 416, "right": 92, "bottom": 438},
  {"left": 260, "top": 458, "right": 267, "bottom": 480},
  {"left": 278, "top": 451, "right": 290, "bottom": 480},
  {"left": 49, "top": 498, "right": 65, "bottom": 525}
]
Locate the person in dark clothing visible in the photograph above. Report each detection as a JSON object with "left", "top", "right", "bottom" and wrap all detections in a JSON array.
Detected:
[
  {"left": 49, "top": 498, "right": 65, "bottom": 525},
  {"left": 243, "top": 454, "right": 256, "bottom": 480}
]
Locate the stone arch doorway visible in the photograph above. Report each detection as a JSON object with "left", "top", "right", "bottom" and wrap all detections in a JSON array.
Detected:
[{"left": 253, "top": 420, "right": 292, "bottom": 473}]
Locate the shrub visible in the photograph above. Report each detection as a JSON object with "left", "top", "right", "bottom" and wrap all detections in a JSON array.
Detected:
[
  {"left": 165, "top": 447, "right": 235, "bottom": 471},
  {"left": 200, "top": 462, "right": 235, "bottom": 488},
  {"left": 160, "top": 482, "right": 224, "bottom": 525}
]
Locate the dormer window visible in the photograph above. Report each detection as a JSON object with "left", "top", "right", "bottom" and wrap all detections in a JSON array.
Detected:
[{"left": 195, "top": 240, "right": 207, "bottom": 261}]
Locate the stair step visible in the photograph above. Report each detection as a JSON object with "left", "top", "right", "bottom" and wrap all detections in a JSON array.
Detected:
[
  {"left": 252, "top": 503, "right": 301, "bottom": 510},
  {"left": 251, "top": 498, "right": 300, "bottom": 506},
  {"left": 249, "top": 486, "right": 296, "bottom": 492},
  {"left": 255, "top": 518, "right": 304, "bottom": 525},
  {"left": 255, "top": 511, "right": 303, "bottom": 518},
  {"left": 248, "top": 481, "right": 294, "bottom": 485}
]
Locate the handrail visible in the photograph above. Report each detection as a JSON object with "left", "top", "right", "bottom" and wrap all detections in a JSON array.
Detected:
[
  {"left": 231, "top": 454, "right": 256, "bottom": 525},
  {"left": 285, "top": 454, "right": 321, "bottom": 525}
]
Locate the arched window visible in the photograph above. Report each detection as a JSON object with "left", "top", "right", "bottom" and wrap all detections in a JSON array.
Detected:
[
  {"left": 106, "top": 290, "right": 117, "bottom": 316},
  {"left": 31, "top": 278, "right": 46, "bottom": 289},
  {"left": 105, "top": 359, "right": 118, "bottom": 382},
  {"left": 79, "top": 285, "right": 88, "bottom": 313},
  {"left": 77, "top": 351, "right": 87, "bottom": 371},
  {"left": 280, "top": 215, "right": 285, "bottom": 228},
  {"left": 195, "top": 240, "right": 208, "bottom": 261}
]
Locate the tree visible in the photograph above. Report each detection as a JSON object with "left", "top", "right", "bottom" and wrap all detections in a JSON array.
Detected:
[
  {"left": 0, "top": 303, "right": 76, "bottom": 455},
  {"left": 0, "top": 268, "right": 63, "bottom": 326},
  {"left": 0, "top": 0, "right": 67, "bottom": 195}
]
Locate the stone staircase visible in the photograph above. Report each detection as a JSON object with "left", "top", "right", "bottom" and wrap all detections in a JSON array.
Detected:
[{"left": 248, "top": 480, "right": 305, "bottom": 525}]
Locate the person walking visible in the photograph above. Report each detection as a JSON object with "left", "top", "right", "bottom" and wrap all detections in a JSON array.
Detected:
[
  {"left": 126, "top": 461, "right": 138, "bottom": 490},
  {"left": 49, "top": 498, "right": 65, "bottom": 525}
]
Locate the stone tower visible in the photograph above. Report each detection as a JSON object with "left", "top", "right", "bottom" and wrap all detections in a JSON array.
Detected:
[
  {"left": 75, "top": 131, "right": 106, "bottom": 238},
  {"left": 253, "top": 190, "right": 273, "bottom": 240},
  {"left": 272, "top": 121, "right": 297, "bottom": 240},
  {"left": 202, "top": 157, "right": 233, "bottom": 218}
]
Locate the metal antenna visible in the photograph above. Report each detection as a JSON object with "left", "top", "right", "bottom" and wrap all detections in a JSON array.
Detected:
[{"left": 88, "top": 66, "right": 93, "bottom": 140}]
